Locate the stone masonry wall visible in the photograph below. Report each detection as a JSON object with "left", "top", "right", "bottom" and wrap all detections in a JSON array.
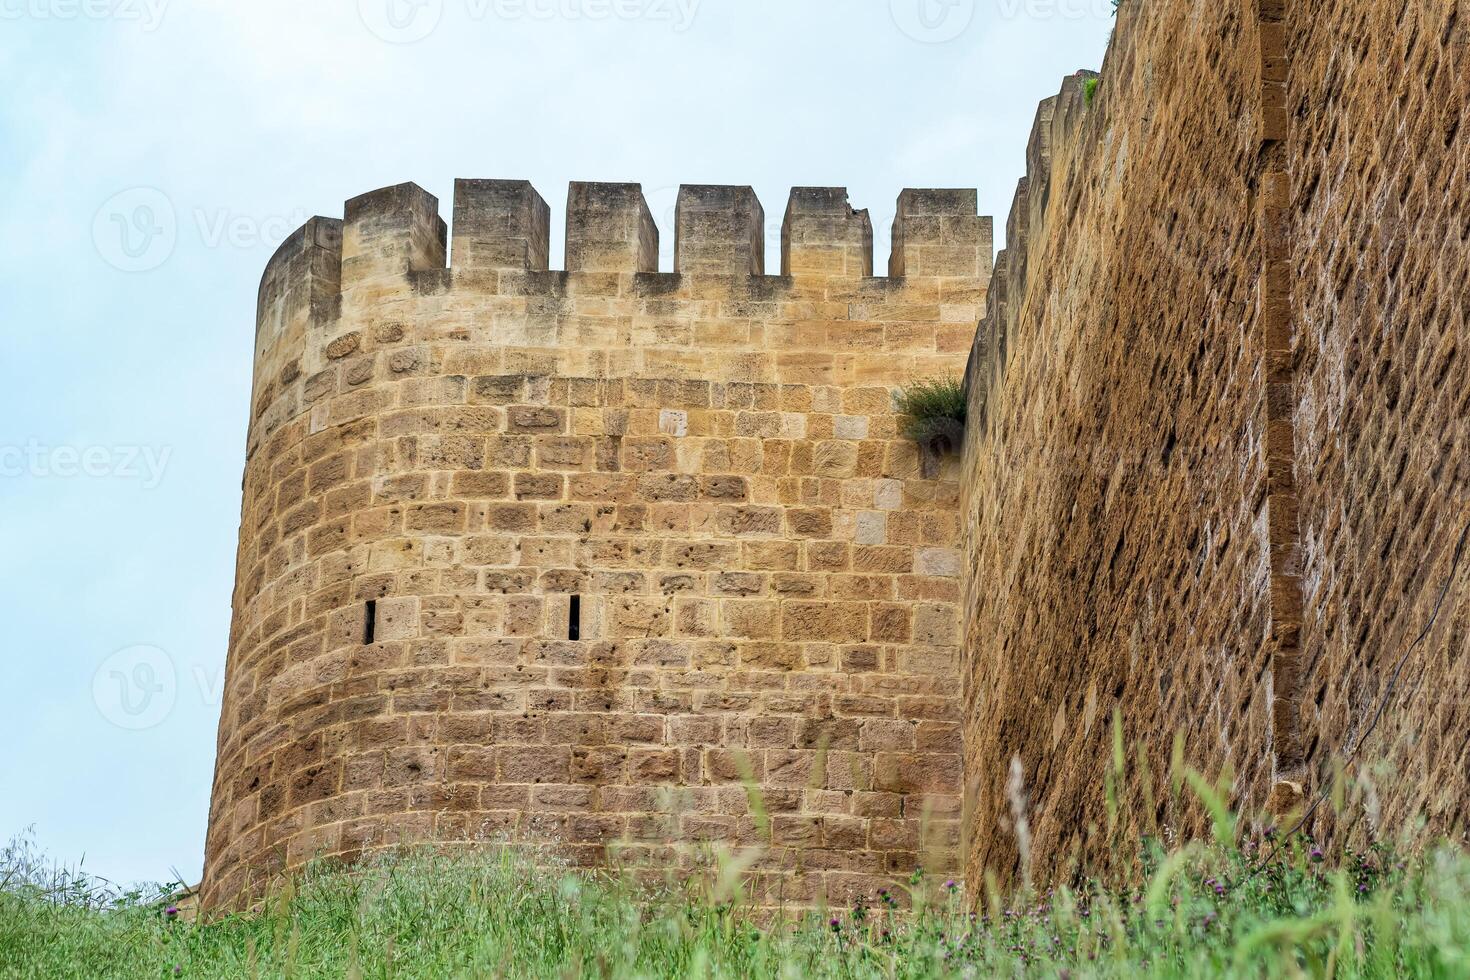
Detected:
[
  {"left": 962, "top": 0, "right": 1469, "bottom": 887},
  {"left": 1288, "top": 0, "right": 1470, "bottom": 843},
  {"left": 202, "top": 180, "right": 990, "bottom": 910}
]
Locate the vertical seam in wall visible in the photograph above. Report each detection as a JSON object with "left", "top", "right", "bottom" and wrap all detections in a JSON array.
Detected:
[{"left": 1255, "top": 0, "right": 1308, "bottom": 804}]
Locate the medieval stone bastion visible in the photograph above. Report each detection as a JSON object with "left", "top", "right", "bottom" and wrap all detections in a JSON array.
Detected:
[{"left": 202, "top": 179, "right": 990, "bottom": 909}]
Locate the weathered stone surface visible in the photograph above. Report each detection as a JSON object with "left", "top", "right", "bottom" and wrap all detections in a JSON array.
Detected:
[
  {"left": 1287, "top": 0, "right": 1469, "bottom": 851},
  {"left": 961, "top": 0, "right": 1469, "bottom": 889}
]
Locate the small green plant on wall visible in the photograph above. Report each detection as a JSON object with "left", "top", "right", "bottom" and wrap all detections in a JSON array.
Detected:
[
  {"left": 1084, "top": 76, "right": 1100, "bottom": 106},
  {"left": 894, "top": 376, "right": 966, "bottom": 477}
]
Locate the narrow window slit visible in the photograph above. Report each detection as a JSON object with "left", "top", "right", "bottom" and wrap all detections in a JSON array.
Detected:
[
  {"left": 364, "top": 599, "right": 377, "bottom": 645},
  {"left": 568, "top": 594, "right": 581, "bottom": 641}
]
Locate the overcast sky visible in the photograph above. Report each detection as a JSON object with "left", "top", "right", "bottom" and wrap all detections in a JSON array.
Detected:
[{"left": 0, "top": 0, "right": 1113, "bottom": 888}]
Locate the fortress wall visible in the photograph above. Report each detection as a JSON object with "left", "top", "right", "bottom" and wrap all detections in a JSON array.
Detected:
[
  {"left": 202, "top": 180, "right": 991, "bottom": 909},
  {"left": 960, "top": 0, "right": 1279, "bottom": 884},
  {"left": 1287, "top": 0, "right": 1470, "bottom": 842},
  {"left": 962, "top": 0, "right": 1469, "bottom": 886}
]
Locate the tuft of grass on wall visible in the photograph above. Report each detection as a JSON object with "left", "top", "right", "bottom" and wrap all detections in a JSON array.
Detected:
[{"left": 893, "top": 377, "right": 967, "bottom": 453}]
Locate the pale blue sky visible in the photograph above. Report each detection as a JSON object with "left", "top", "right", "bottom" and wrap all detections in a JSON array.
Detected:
[{"left": 0, "top": 0, "right": 1112, "bottom": 888}]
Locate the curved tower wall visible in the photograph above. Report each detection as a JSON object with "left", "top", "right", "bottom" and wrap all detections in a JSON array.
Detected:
[{"left": 203, "top": 179, "right": 990, "bottom": 910}]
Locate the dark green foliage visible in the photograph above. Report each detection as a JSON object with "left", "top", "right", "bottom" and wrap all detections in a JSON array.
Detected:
[{"left": 894, "top": 377, "right": 966, "bottom": 454}]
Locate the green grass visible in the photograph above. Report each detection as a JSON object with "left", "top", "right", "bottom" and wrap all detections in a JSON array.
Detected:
[
  {"left": 893, "top": 377, "right": 966, "bottom": 452},
  {"left": 4, "top": 829, "right": 1469, "bottom": 978}
]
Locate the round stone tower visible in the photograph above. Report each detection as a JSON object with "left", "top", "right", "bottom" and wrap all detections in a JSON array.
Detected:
[{"left": 202, "top": 179, "right": 990, "bottom": 910}]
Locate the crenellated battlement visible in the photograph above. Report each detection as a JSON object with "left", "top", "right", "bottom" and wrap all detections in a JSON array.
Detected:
[
  {"left": 248, "top": 179, "right": 992, "bottom": 460},
  {"left": 258, "top": 180, "right": 990, "bottom": 332},
  {"left": 963, "top": 71, "right": 1095, "bottom": 423}
]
